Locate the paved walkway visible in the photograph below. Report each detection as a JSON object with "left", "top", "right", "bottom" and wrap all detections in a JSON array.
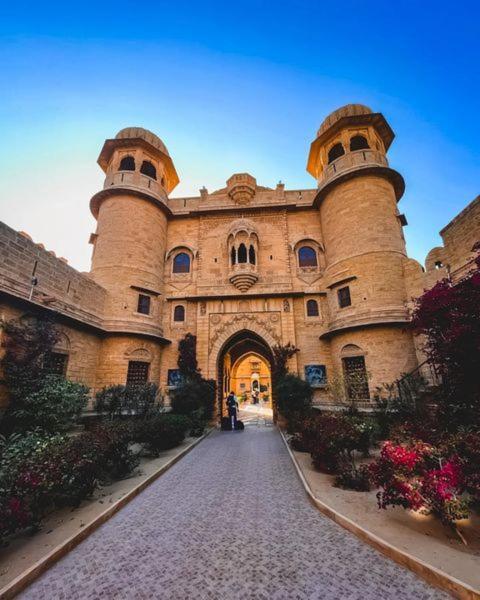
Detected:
[{"left": 21, "top": 426, "right": 447, "bottom": 599}]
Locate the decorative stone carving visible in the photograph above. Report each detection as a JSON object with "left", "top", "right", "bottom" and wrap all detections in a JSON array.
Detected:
[
  {"left": 226, "top": 173, "right": 256, "bottom": 205},
  {"left": 229, "top": 263, "right": 258, "bottom": 292}
]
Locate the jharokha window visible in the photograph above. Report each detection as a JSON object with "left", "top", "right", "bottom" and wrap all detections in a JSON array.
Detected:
[
  {"left": 327, "top": 142, "right": 345, "bottom": 164},
  {"left": 349, "top": 135, "right": 370, "bottom": 151},
  {"left": 137, "top": 294, "right": 151, "bottom": 315},
  {"left": 43, "top": 352, "right": 68, "bottom": 377},
  {"left": 119, "top": 155, "right": 135, "bottom": 171},
  {"left": 173, "top": 252, "right": 191, "bottom": 274},
  {"left": 126, "top": 361, "right": 149, "bottom": 386},
  {"left": 298, "top": 246, "right": 318, "bottom": 268},
  {"left": 140, "top": 160, "right": 157, "bottom": 180}
]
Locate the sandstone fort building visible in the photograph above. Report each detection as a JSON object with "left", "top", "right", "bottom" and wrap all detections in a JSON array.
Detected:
[{"left": 1, "top": 104, "right": 479, "bottom": 416}]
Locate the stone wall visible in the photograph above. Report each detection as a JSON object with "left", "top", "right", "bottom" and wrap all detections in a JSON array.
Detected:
[{"left": 0, "top": 222, "right": 106, "bottom": 328}]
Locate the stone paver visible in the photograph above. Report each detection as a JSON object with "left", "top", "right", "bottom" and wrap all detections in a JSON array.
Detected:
[{"left": 20, "top": 426, "right": 448, "bottom": 599}]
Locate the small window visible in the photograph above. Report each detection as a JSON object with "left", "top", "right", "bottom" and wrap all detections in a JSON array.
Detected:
[
  {"left": 119, "top": 155, "right": 135, "bottom": 171},
  {"left": 306, "top": 299, "right": 319, "bottom": 317},
  {"left": 249, "top": 245, "right": 256, "bottom": 264},
  {"left": 173, "top": 252, "right": 190, "bottom": 274},
  {"left": 137, "top": 294, "right": 151, "bottom": 315},
  {"left": 173, "top": 305, "right": 185, "bottom": 322},
  {"left": 434, "top": 260, "right": 444, "bottom": 269},
  {"left": 298, "top": 246, "right": 318, "bottom": 268},
  {"left": 238, "top": 243, "right": 247, "bottom": 264},
  {"left": 127, "top": 360, "right": 149, "bottom": 385},
  {"left": 338, "top": 286, "right": 351, "bottom": 308},
  {"left": 328, "top": 142, "right": 345, "bottom": 164},
  {"left": 140, "top": 160, "right": 157, "bottom": 180},
  {"left": 43, "top": 352, "right": 68, "bottom": 377},
  {"left": 231, "top": 246, "right": 236, "bottom": 265},
  {"left": 350, "top": 135, "right": 370, "bottom": 151}
]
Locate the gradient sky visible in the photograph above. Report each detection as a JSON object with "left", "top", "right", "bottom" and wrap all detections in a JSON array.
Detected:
[{"left": 0, "top": 1, "right": 479, "bottom": 272}]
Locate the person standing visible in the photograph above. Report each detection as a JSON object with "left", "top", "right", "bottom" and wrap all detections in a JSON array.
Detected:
[{"left": 226, "top": 391, "right": 238, "bottom": 430}]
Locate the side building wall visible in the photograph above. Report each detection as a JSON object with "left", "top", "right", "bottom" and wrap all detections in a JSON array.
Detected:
[{"left": 0, "top": 222, "right": 107, "bottom": 407}]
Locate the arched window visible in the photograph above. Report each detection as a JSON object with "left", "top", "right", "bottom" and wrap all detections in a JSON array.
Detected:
[
  {"left": 327, "top": 142, "right": 345, "bottom": 164},
  {"left": 173, "top": 252, "right": 190, "bottom": 274},
  {"left": 298, "top": 246, "right": 318, "bottom": 268},
  {"left": 249, "top": 245, "right": 256, "bottom": 264},
  {"left": 306, "top": 299, "right": 319, "bottom": 317},
  {"left": 173, "top": 305, "right": 185, "bottom": 322},
  {"left": 231, "top": 246, "right": 236, "bottom": 265},
  {"left": 350, "top": 135, "right": 370, "bottom": 151},
  {"left": 140, "top": 160, "right": 157, "bottom": 180},
  {"left": 119, "top": 155, "right": 135, "bottom": 171},
  {"left": 238, "top": 243, "right": 247, "bottom": 263}
]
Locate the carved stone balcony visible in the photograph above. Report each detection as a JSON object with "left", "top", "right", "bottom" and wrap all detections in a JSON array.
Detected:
[
  {"left": 103, "top": 170, "right": 168, "bottom": 202},
  {"left": 229, "top": 262, "right": 258, "bottom": 292},
  {"left": 318, "top": 149, "right": 389, "bottom": 189}
]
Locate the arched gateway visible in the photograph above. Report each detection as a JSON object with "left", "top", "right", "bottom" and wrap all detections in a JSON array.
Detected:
[{"left": 214, "top": 329, "right": 275, "bottom": 422}]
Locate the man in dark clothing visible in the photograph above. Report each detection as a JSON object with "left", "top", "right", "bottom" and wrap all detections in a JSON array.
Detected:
[{"left": 226, "top": 391, "right": 239, "bottom": 430}]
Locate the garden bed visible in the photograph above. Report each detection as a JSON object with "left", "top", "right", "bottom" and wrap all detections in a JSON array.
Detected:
[
  {"left": 287, "top": 437, "right": 480, "bottom": 595},
  {"left": 0, "top": 433, "right": 208, "bottom": 596}
]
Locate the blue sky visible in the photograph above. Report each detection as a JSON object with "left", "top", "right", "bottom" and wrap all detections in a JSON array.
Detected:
[{"left": 0, "top": 1, "right": 478, "bottom": 271}]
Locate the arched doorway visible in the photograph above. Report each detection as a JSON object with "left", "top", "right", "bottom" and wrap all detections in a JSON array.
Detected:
[{"left": 216, "top": 329, "right": 274, "bottom": 422}]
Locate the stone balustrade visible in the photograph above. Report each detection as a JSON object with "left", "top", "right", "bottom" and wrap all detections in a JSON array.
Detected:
[
  {"left": 104, "top": 170, "right": 167, "bottom": 201},
  {"left": 318, "top": 149, "right": 389, "bottom": 188}
]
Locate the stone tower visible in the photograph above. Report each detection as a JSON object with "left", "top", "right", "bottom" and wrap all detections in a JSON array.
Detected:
[
  {"left": 307, "top": 104, "right": 417, "bottom": 393},
  {"left": 89, "top": 127, "right": 179, "bottom": 388}
]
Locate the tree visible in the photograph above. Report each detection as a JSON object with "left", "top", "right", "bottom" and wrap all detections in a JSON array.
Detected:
[
  {"left": 412, "top": 249, "right": 480, "bottom": 429},
  {"left": 271, "top": 342, "right": 298, "bottom": 383},
  {"left": 1, "top": 315, "right": 60, "bottom": 401},
  {"left": 171, "top": 334, "right": 216, "bottom": 421},
  {"left": 0, "top": 316, "right": 88, "bottom": 433},
  {"left": 177, "top": 333, "right": 201, "bottom": 382},
  {"left": 275, "top": 373, "right": 313, "bottom": 421}
]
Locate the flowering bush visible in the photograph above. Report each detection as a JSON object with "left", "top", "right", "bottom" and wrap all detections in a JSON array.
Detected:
[
  {"left": 294, "top": 412, "right": 375, "bottom": 474},
  {"left": 369, "top": 441, "right": 470, "bottom": 526},
  {"left": 412, "top": 248, "right": 480, "bottom": 429},
  {"left": 0, "top": 422, "right": 141, "bottom": 544}
]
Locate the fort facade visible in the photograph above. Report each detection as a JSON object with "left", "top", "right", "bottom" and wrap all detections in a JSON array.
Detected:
[{"left": 1, "top": 104, "right": 478, "bottom": 415}]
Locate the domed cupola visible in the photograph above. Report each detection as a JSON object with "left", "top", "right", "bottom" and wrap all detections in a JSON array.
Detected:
[
  {"left": 307, "top": 103, "right": 403, "bottom": 201},
  {"left": 91, "top": 126, "right": 179, "bottom": 217}
]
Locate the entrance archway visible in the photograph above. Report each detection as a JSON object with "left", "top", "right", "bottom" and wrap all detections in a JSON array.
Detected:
[{"left": 216, "top": 329, "right": 274, "bottom": 422}]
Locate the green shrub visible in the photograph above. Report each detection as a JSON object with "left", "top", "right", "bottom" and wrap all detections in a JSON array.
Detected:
[
  {"left": 334, "top": 461, "right": 372, "bottom": 491},
  {"left": 94, "top": 383, "right": 160, "bottom": 419},
  {"left": 133, "top": 414, "right": 190, "bottom": 456},
  {"left": 87, "top": 422, "right": 139, "bottom": 481},
  {"left": 187, "top": 408, "right": 207, "bottom": 437},
  {"left": 170, "top": 379, "right": 216, "bottom": 420},
  {"left": 275, "top": 374, "right": 313, "bottom": 422},
  {"left": 5, "top": 376, "right": 88, "bottom": 434},
  {"left": 294, "top": 412, "right": 375, "bottom": 474}
]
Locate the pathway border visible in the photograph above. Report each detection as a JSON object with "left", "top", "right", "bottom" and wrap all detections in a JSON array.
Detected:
[
  {"left": 0, "top": 429, "right": 212, "bottom": 600},
  {"left": 279, "top": 429, "right": 479, "bottom": 600}
]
